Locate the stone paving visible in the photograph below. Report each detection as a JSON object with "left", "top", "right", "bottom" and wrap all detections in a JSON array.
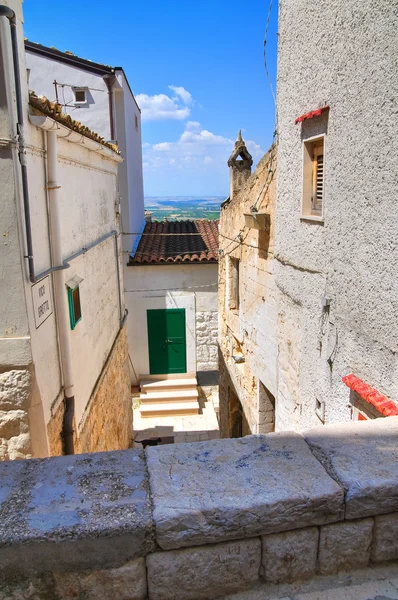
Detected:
[
  {"left": 224, "top": 562, "right": 398, "bottom": 600},
  {"left": 133, "top": 397, "right": 220, "bottom": 445}
]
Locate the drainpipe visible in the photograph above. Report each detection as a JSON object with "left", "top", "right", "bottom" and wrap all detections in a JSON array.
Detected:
[
  {"left": 0, "top": 6, "right": 35, "bottom": 281},
  {"left": 47, "top": 130, "right": 75, "bottom": 454},
  {"left": 103, "top": 74, "right": 116, "bottom": 141}
]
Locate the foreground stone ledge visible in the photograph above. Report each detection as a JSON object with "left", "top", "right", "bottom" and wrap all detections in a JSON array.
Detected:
[
  {"left": 146, "top": 537, "right": 261, "bottom": 600},
  {"left": 371, "top": 512, "right": 398, "bottom": 563},
  {"left": 304, "top": 417, "right": 398, "bottom": 520},
  {"left": 261, "top": 527, "right": 319, "bottom": 583},
  {"left": 0, "top": 557, "right": 147, "bottom": 600},
  {"left": 146, "top": 433, "right": 344, "bottom": 550},
  {"left": 0, "top": 449, "right": 155, "bottom": 573},
  {"left": 318, "top": 518, "right": 374, "bottom": 575}
]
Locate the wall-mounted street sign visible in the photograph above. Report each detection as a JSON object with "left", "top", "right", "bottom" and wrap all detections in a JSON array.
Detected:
[{"left": 31, "top": 276, "right": 53, "bottom": 328}]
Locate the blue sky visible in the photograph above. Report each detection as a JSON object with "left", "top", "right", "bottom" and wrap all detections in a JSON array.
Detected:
[{"left": 23, "top": 0, "right": 278, "bottom": 197}]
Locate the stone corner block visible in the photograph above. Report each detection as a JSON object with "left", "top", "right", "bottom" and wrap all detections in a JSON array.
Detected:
[
  {"left": 262, "top": 527, "right": 319, "bottom": 584},
  {"left": 146, "top": 432, "right": 344, "bottom": 550},
  {"left": 0, "top": 449, "right": 155, "bottom": 573},
  {"left": 304, "top": 416, "right": 398, "bottom": 519},
  {"left": 318, "top": 518, "right": 374, "bottom": 575},
  {"left": 147, "top": 537, "right": 261, "bottom": 600},
  {"left": 371, "top": 512, "right": 398, "bottom": 563}
]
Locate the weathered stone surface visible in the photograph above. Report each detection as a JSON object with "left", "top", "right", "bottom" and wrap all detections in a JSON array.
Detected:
[
  {"left": 146, "top": 433, "right": 344, "bottom": 550},
  {"left": 318, "top": 519, "right": 374, "bottom": 574},
  {"left": 304, "top": 417, "right": 398, "bottom": 519},
  {"left": 75, "top": 325, "right": 133, "bottom": 454},
  {"left": 147, "top": 538, "right": 261, "bottom": 600},
  {"left": 53, "top": 557, "right": 147, "bottom": 600},
  {"left": 371, "top": 512, "right": 398, "bottom": 563},
  {"left": 0, "top": 558, "right": 147, "bottom": 600},
  {"left": 261, "top": 527, "right": 319, "bottom": 583},
  {"left": 0, "top": 449, "right": 155, "bottom": 573},
  {"left": 0, "top": 370, "right": 33, "bottom": 460}
]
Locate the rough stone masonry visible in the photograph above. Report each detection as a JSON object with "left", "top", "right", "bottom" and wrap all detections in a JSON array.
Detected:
[{"left": 0, "top": 417, "right": 397, "bottom": 600}]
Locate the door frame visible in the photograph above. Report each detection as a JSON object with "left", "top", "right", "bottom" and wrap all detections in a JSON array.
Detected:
[{"left": 147, "top": 307, "right": 187, "bottom": 375}]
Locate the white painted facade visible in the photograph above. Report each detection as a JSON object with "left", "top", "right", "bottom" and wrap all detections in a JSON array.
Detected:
[
  {"left": 0, "top": 0, "right": 127, "bottom": 458},
  {"left": 275, "top": 0, "right": 398, "bottom": 430},
  {"left": 124, "top": 264, "right": 218, "bottom": 381},
  {"left": 25, "top": 44, "right": 145, "bottom": 253}
]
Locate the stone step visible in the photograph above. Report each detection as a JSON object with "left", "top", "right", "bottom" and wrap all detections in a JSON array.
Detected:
[
  {"left": 140, "top": 401, "right": 200, "bottom": 417},
  {"left": 139, "top": 373, "right": 196, "bottom": 382},
  {"left": 140, "top": 389, "right": 199, "bottom": 404},
  {"left": 141, "top": 378, "right": 197, "bottom": 393}
]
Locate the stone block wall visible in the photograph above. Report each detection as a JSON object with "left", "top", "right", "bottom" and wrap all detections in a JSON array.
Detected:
[
  {"left": 75, "top": 325, "right": 132, "bottom": 453},
  {"left": 0, "top": 417, "right": 397, "bottom": 599},
  {"left": 0, "top": 369, "right": 33, "bottom": 460},
  {"left": 196, "top": 310, "right": 218, "bottom": 372}
]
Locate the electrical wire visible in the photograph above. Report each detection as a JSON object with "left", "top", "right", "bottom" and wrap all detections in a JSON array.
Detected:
[
  {"left": 124, "top": 281, "right": 219, "bottom": 293},
  {"left": 263, "top": 0, "right": 276, "bottom": 108}
]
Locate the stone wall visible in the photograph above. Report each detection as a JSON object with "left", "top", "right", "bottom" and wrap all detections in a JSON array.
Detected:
[
  {"left": 0, "top": 369, "right": 33, "bottom": 460},
  {"left": 0, "top": 417, "right": 397, "bottom": 599},
  {"left": 75, "top": 325, "right": 132, "bottom": 453},
  {"left": 196, "top": 310, "right": 218, "bottom": 372},
  {"left": 218, "top": 145, "right": 278, "bottom": 437}
]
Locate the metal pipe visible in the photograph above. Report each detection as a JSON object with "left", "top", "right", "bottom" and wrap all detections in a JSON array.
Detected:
[
  {"left": 103, "top": 74, "right": 116, "bottom": 141},
  {"left": 114, "top": 233, "right": 123, "bottom": 325},
  {"left": 47, "top": 130, "right": 75, "bottom": 454},
  {"left": 0, "top": 5, "right": 36, "bottom": 281}
]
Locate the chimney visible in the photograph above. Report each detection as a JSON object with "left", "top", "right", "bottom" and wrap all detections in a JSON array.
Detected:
[
  {"left": 227, "top": 130, "right": 253, "bottom": 200},
  {"left": 144, "top": 210, "right": 152, "bottom": 223}
]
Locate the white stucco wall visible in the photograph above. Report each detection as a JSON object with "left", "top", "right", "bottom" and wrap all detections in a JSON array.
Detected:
[
  {"left": 275, "top": 0, "right": 398, "bottom": 430},
  {"left": 25, "top": 51, "right": 145, "bottom": 254},
  {"left": 25, "top": 123, "right": 123, "bottom": 430},
  {"left": 124, "top": 264, "right": 218, "bottom": 381}
]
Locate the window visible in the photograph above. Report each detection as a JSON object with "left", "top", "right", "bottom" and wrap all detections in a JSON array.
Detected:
[
  {"left": 135, "top": 114, "right": 139, "bottom": 131},
  {"left": 66, "top": 276, "right": 83, "bottom": 330},
  {"left": 228, "top": 257, "right": 240, "bottom": 310},
  {"left": 73, "top": 87, "right": 88, "bottom": 105},
  {"left": 302, "top": 135, "right": 325, "bottom": 219}
]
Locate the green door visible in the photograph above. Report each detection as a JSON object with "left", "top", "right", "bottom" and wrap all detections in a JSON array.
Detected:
[{"left": 147, "top": 309, "right": 187, "bottom": 375}]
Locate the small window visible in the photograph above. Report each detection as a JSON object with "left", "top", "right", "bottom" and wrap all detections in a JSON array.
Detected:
[
  {"left": 302, "top": 135, "right": 325, "bottom": 219},
  {"left": 73, "top": 88, "right": 88, "bottom": 105},
  {"left": 228, "top": 257, "right": 240, "bottom": 310},
  {"left": 66, "top": 276, "right": 83, "bottom": 330},
  {"left": 135, "top": 114, "right": 139, "bottom": 131}
]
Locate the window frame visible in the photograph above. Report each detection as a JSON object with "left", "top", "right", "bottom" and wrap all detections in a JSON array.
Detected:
[
  {"left": 228, "top": 256, "right": 240, "bottom": 311},
  {"left": 66, "top": 282, "right": 82, "bottom": 330},
  {"left": 301, "top": 133, "right": 325, "bottom": 222},
  {"left": 73, "top": 87, "right": 88, "bottom": 106}
]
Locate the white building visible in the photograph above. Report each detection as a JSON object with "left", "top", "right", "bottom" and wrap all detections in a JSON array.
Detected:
[
  {"left": 125, "top": 219, "right": 219, "bottom": 417},
  {"left": 274, "top": 0, "right": 398, "bottom": 428},
  {"left": 0, "top": 0, "right": 132, "bottom": 458},
  {"left": 25, "top": 39, "right": 145, "bottom": 253}
]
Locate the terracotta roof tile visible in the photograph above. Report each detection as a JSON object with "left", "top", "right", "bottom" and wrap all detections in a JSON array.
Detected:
[
  {"left": 29, "top": 92, "right": 120, "bottom": 154},
  {"left": 129, "top": 220, "right": 219, "bottom": 265}
]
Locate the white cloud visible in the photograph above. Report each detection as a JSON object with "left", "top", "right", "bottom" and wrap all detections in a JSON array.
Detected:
[
  {"left": 168, "top": 85, "right": 193, "bottom": 105},
  {"left": 136, "top": 88, "right": 192, "bottom": 122},
  {"left": 185, "top": 121, "right": 201, "bottom": 132},
  {"left": 142, "top": 123, "right": 264, "bottom": 175}
]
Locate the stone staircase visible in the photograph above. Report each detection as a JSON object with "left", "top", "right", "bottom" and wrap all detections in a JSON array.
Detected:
[{"left": 138, "top": 373, "right": 200, "bottom": 417}]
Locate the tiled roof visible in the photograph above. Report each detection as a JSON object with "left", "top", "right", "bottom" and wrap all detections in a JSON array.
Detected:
[
  {"left": 29, "top": 92, "right": 120, "bottom": 154},
  {"left": 129, "top": 220, "right": 219, "bottom": 265}
]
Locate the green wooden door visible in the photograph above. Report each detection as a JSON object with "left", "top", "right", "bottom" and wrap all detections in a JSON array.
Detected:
[{"left": 147, "top": 309, "right": 187, "bottom": 375}]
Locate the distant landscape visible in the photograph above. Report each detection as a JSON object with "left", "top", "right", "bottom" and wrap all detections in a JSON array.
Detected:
[{"left": 144, "top": 196, "right": 224, "bottom": 221}]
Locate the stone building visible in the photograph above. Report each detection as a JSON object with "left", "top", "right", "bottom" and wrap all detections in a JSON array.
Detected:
[
  {"left": 0, "top": 0, "right": 132, "bottom": 458},
  {"left": 124, "top": 219, "right": 218, "bottom": 417},
  {"left": 218, "top": 134, "right": 278, "bottom": 437},
  {"left": 219, "top": 0, "right": 398, "bottom": 435},
  {"left": 274, "top": 0, "right": 398, "bottom": 429}
]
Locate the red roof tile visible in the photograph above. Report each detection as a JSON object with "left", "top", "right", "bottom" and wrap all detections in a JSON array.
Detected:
[
  {"left": 129, "top": 220, "right": 219, "bottom": 265},
  {"left": 342, "top": 374, "right": 398, "bottom": 417}
]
